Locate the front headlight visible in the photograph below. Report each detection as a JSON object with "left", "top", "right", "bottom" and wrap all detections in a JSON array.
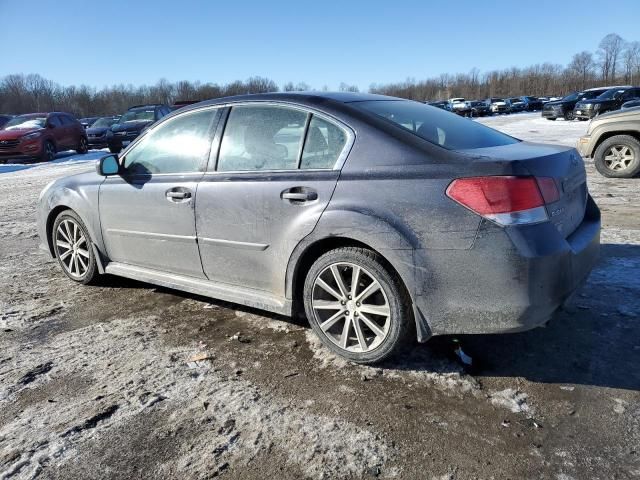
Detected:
[{"left": 21, "top": 131, "right": 42, "bottom": 141}]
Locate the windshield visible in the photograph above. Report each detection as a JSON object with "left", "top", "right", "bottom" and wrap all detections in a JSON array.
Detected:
[
  {"left": 597, "top": 89, "right": 625, "bottom": 100},
  {"left": 92, "top": 117, "right": 118, "bottom": 128},
  {"left": 354, "top": 100, "right": 519, "bottom": 150},
  {"left": 3, "top": 115, "right": 46, "bottom": 130},
  {"left": 119, "top": 109, "right": 155, "bottom": 123}
]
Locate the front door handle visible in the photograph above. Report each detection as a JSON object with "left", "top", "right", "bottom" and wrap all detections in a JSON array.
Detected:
[
  {"left": 281, "top": 187, "right": 318, "bottom": 202},
  {"left": 166, "top": 188, "right": 192, "bottom": 202}
]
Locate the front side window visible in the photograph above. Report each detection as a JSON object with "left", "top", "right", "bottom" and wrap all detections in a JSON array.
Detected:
[
  {"left": 217, "top": 106, "right": 307, "bottom": 171},
  {"left": 300, "top": 116, "right": 348, "bottom": 169},
  {"left": 122, "top": 108, "right": 218, "bottom": 175},
  {"left": 354, "top": 100, "right": 518, "bottom": 150},
  {"left": 48, "top": 116, "right": 63, "bottom": 127},
  {"left": 119, "top": 109, "right": 155, "bottom": 123}
]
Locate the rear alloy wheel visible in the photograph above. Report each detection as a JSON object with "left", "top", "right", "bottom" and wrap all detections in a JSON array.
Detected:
[
  {"left": 594, "top": 135, "right": 640, "bottom": 178},
  {"left": 52, "top": 211, "right": 99, "bottom": 284},
  {"left": 42, "top": 141, "right": 56, "bottom": 162},
  {"left": 304, "top": 247, "right": 412, "bottom": 364},
  {"left": 76, "top": 137, "right": 88, "bottom": 154}
]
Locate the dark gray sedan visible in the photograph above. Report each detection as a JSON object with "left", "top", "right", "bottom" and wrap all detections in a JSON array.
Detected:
[{"left": 37, "top": 92, "right": 600, "bottom": 364}]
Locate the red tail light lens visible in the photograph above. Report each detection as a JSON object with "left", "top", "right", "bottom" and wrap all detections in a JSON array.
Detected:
[{"left": 446, "top": 176, "right": 560, "bottom": 226}]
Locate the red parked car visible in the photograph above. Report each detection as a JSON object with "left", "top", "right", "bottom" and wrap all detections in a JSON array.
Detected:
[{"left": 0, "top": 112, "right": 88, "bottom": 163}]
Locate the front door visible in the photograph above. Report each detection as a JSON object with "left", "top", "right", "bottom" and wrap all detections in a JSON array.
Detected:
[
  {"left": 196, "top": 104, "right": 351, "bottom": 297},
  {"left": 99, "top": 107, "right": 221, "bottom": 277}
]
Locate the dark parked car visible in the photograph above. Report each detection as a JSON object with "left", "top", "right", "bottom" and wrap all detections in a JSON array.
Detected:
[
  {"left": 0, "top": 112, "right": 88, "bottom": 163},
  {"left": 507, "top": 98, "right": 526, "bottom": 113},
  {"left": 79, "top": 117, "right": 100, "bottom": 129},
  {"left": 106, "top": 104, "right": 171, "bottom": 153},
  {"left": 426, "top": 101, "right": 451, "bottom": 111},
  {"left": 542, "top": 87, "right": 612, "bottom": 120},
  {"left": 86, "top": 116, "right": 120, "bottom": 149},
  {"left": 622, "top": 100, "right": 640, "bottom": 109},
  {"left": 519, "top": 96, "right": 544, "bottom": 111},
  {"left": 467, "top": 101, "right": 491, "bottom": 116},
  {"left": 171, "top": 100, "right": 201, "bottom": 111},
  {"left": 37, "top": 92, "right": 600, "bottom": 364},
  {"left": 574, "top": 86, "right": 640, "bottom": 120},
  {"left": 0, "top": 115, "right": 14, "bottom": 129}
]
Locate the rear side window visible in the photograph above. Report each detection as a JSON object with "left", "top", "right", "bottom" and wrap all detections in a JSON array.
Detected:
[
  {"left": 300, "top": 116, "right": 347, "bottom": 169},
  {"left": 48, "top": 116, "right": 63, "bottom": 127},
  {"left": 217, "top": 106, "right": 307, "bottom": 171},
  {"left": 354, "top": 100, "right": 518, "bottom": 150}
]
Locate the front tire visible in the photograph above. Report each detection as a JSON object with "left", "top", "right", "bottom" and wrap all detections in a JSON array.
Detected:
[
  {"left": 303, "top": 247, "right": 412, "bottom": 364},
  {"left": 41, "top": 141, "right": 56, "bottom": 162},
  {"left": 564, "top": 110, "right": 575, "bottom": 121},
  {"left": 594, "top": 135, "right": 640, "bottom": 178},
  {"left": 52, "top": 210, "right": 99, "bottom": 284},
  {"left": 76, "top": 136, "right": 88, "bottom": 154}
]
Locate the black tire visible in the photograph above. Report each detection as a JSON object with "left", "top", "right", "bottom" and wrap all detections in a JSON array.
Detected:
[
  {"left": 52, "top": 210, "right": 100, "bottom": 285},
  {"left": 41, "top": 141, "right": 56, "bottom": 162},
  {"left": 109, "top": 146, "right": 122, "bottom": 154},
  {"left": 593, "top": 135, "right": 640, "bottom": 178},
  {"left": 76, "top": 136, "right": 89, "bottom": 154},
  {"left": 564, "top": 110, "right": 575, "bottom": 121},
  {"left": 303, "top": 247, "right": 413, "bottom": 364}
]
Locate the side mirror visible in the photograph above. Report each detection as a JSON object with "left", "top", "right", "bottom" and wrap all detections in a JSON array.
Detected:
[{"left": 96, "top": 154, "right": 120, "bottom": 176}]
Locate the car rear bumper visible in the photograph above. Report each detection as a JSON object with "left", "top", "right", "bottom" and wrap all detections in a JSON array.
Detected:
[{"left": 414, "top": 196, "right": 601, "bottom": 336}]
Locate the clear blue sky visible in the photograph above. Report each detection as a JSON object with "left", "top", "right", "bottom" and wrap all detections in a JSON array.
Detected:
[{"left": 1, "top": 0, "right": 639, "bottom": 91}]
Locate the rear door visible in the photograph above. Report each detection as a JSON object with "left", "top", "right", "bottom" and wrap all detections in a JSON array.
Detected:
[
  {"left": 196, "top": 104, "right": 352, "bottom": 297},
  {"left": 99, "top": 107, "right": 221, "bottom": 277}
]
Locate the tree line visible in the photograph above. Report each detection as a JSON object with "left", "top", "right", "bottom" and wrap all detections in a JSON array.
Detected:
[{"left": 1, "top": 33, "right": 638, "bottom": 117}]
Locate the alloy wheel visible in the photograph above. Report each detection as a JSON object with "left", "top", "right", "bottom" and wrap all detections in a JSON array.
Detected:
[
  {"left": 55, "top": 219, "right": 90, "bottom": 279},
  {"left": 604, "top": 145, "right": 635, "bottom": 172},
  {"left": 45, "top": 142, "right": 55, "bottom": 161},
  {"left": 311, "top": 262, "right": 391, "bottom": 353}
]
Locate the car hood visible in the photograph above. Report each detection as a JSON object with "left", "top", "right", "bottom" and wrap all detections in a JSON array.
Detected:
[
  {"left": 544, "top": 100, "right": 566, "bottom": 107},
  {"left": 111, "top": 120, "right": 153, "bottom": 133},
  {"left": 592, "top": 107, "right": 640, "bottom": 123},
  {"left": 87, "top": 126, "right": 109, "bottom": 135},
  {"left": 0, "top": 127, "right": 42, "bottom": 140}
]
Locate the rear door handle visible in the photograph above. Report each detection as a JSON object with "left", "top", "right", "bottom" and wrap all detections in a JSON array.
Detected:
[
  {"left": 281, "top": 188, "right": 318, "bottom": 202},
  {"left": 166, "top": 188, "right": 192, "bottom": 202}
]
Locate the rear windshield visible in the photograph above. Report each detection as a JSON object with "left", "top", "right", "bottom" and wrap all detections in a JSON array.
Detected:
[{"left": 353, "top": 100, "right": 519, "bottom": 150}]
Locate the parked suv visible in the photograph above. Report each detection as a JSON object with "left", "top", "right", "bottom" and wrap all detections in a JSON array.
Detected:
[
  {"left": 577, "top": 107, "right": 640, "bottom": 178},
  {"left": 574, "top": 86, "right": 640, "bottom": 120},
  {"left": 449, "top": 98, "right": 472, "bottom": 116},
  {"left": 107, "top": 104, "right": 170, "bottom": 153},
  {"left": 519, "top": 96, "right": 544, "bottom": 111},
  {"left": 0, "top": 112, "right": 88, "bottom": 163},
  {"left": 542, "top": 87, "right": 619, "bottom": 121},
  {"left": 467, "top": 101, "right": 491, "bottom": 117},
  {"left": 507, "top": 98, "right": 526, "bottom": 113}
]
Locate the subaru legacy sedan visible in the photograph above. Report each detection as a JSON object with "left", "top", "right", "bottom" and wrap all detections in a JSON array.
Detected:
[{"left": 37, "top": 92, "right": 600, "bottom": 364}]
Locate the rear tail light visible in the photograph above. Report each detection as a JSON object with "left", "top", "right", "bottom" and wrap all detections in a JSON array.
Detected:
[{"left": 446, "top": 176, "right": 560, "bottom": 226}]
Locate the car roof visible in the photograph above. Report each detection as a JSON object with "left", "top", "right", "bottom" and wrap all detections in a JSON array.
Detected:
[{"left": 193, "top": 91, "right": 397, "bottom": 108}]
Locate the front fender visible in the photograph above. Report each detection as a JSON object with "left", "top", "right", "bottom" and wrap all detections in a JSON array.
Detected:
[{"left": 40, "top": 180, "right": 105, "bottom": 259}]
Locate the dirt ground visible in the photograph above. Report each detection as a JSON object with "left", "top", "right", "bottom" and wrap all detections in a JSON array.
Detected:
[{"left": 1, "top": 113, "right": 639, "bottom": 480}]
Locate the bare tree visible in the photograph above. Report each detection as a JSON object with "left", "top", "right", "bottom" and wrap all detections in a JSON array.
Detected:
[
  {"left": 597, "top": 33, "right": 624, "bottom": 82},
  {"left": 622, "top": 41, "right": 640, "bottom": 84},
  {"left": 568, "top": 51, "right": 595, "bottom": 90},
  {"left": 339, "top": 82, "right": 359, "bottom": 92}
]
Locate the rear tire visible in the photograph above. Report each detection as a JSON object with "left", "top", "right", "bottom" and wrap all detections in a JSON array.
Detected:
[
  {"left": 303, "top": 247, "right": 413, "bottom": 364},
  {"left": 564, "top": 111, "right": 575, "bottom": 121},
  {"left": 52, "top": 210, "right": 100, "bottom": 285},
  {"left": 594, "top": 135, "right": 640, "bottom": 178}
]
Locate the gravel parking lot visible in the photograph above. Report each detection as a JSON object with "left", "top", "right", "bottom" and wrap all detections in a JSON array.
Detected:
[{"left": 1, "top": 113, "right": 639, "bottom": 479}]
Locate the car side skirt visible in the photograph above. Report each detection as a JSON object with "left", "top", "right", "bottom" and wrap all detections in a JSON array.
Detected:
[{"left": 104, "top": 262, "right": 292, "bottom": 316}]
